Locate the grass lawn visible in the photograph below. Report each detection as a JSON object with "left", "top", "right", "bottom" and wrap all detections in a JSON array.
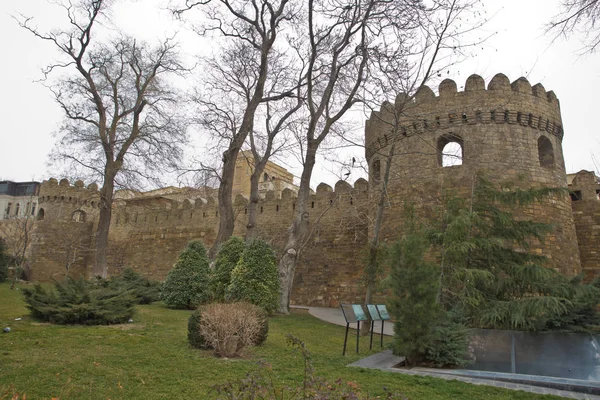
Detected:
[{"left": 0, "top": 282, "right": 562, "bottom": 399}]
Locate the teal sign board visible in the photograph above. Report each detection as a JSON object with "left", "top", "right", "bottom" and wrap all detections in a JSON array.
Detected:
[
  {"left": 367, "top": 304, "right": 381, "bottom": 320},
  {"left": 376, "top": 305, "right": 390, "bottom": 320},
  {"left": 352, "top": 304, "right": 368, "bottom": 321}
]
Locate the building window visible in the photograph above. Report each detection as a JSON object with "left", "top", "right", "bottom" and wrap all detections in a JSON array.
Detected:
[
  {"left": 538, "top": 135, "right": 555, "bottom": 168},
  {"left": 263, "top": 173, "right": 269, "bottom": 182},
  {"left": 5, "top": 203, "right": 12, "bottom": 218},
  {"left": 31, "top": 203, "right": 36, "bottom": 216},
  {"left": 437, "top": 134, "right": 463, "bottom": 167},
  {"left": 15, "top": 203, "right": 20, "bottom": 216},
  {"left": 72, "top": 210, "right": 86, "bottom": 222},
  {"left": 37, "top": 208, "right": 45, "bottom": 221},
  {"left": 570, "top": 191, "right": 582, "bottom": 201}
]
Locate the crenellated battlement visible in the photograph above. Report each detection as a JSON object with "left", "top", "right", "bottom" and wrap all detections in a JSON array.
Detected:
[
  {"left": 108, "top": 178, "right": 370, "bottom": 228},
  {"left": 365, "top": 73, "right": 563, "bottom": 159},
  {"left": 38, "top": 178, "right": 100, "bottom": 208}
]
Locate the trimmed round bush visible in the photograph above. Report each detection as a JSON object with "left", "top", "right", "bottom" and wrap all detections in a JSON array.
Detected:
[
  {"left": 161, "top": 241, "right": 211, "bottom": 309},
  {"left": 188, "top": 302, "right": 269, "bottom": 356},
  {"left": 228, "top": 239, "right": 279, "bottom": 315},
  {"left": 211, "top": 237, "right": 246, "bottom": 301}
]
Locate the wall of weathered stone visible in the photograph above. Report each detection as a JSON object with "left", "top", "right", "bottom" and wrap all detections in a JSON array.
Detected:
[
  {"left": 570, "top": 170, "right": 600, "bottom": 280},
  {"left": 365, "top": 73, "right": 581, "bottom": 275},
  {"left": 25, "top": 72, "right": 600, "bottom": 307}
]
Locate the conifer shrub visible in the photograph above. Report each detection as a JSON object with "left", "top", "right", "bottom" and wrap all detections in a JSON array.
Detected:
[
  {"left": 211, "top": 237, "right": 246, "bottom": 301},
  {"left": 228, "top": 239, "right": 279, "bottom": 315},
  {"left": 22, "top": 278, "right": 136, "bottom": 325},
  {"left": 110, "top": 267, "right": 161, "bottom": 304},
  {"left": 188, "top": 303, "right": 268, "bottom": 350},
  {"left": 161, "top": 240, "right": 211, "bottom": 309}
]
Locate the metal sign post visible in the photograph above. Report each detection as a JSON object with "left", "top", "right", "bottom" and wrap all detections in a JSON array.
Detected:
[
  {"left": 376, "top": 304, "right": 391, "bottom": 348},
  {"left": 340, "top": 304, "right": 368, "bottom": 356},
  {"left": 366, "top": 304, "right": 382, "bottom": 350}
]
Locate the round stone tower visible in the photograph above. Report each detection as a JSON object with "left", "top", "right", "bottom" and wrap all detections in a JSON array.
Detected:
[{"left": 365, "top": 73, "right": 581, "bottom": 275}]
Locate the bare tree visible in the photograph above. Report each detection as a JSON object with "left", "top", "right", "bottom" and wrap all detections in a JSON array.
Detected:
[
  {"left": 0, "top": 203, "right": 37, "bottom": 289},
  {"left": 20, "top": 0, "right": 188, "bottom": 277},
  {"left": 175, "top": 0, "right": 299, "bottom": 258},
  {"left": 276, "top": 0, "right": 483, "bottom": 313},
  {"left": 548, "top": 0, "right": 600, "bottom": 52}
]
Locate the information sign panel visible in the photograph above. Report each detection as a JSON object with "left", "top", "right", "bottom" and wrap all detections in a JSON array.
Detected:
[
  {"left": 352, "top": 304, "right": 368, "bottom": 321},
  {"left": 376, "top": 305, "right": 391, "bottom": 320},
  {"left": 341, "top": 304, "right": 357, "bottom": 323},
  {"left": 367, "top": 304, "right": 381, "bottom": 320}
]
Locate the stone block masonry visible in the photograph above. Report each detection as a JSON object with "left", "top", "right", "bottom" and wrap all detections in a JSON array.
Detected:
[{"left": 23, "top": 72, "right": 600, "bottom": 306}]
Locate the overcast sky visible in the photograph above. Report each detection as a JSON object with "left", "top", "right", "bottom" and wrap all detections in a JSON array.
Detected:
[{"left": 0, "top": 0, "right": 599, "bottom": 188}]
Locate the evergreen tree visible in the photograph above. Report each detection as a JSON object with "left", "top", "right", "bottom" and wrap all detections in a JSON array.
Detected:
[
  {"left": 161, "top": 241, "right": 211, "bottom": 309},
  {"left": 431, "top": 173, "right": 600, "bottom": 331},
  {"left": 211, "top": 237, "right": 246, "bottom": 301},
  {"left": 389, "top": 223, "right": 443, "bottom": 366},
  {"left": 228, "top": 239, "right": 279, "bottom": 315}
]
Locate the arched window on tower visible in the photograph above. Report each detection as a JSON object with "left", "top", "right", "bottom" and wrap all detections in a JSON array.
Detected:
[
  {"left": 37, "top": 208, "right": 45, "bottom": 221},
  {"left": 72, "top": 210, "right": 86, "bottom": 223},
  {"left": 263, "top": 172, "right": 269, "bottom": 182},
  {"left": 437, "top": 134, "right": 463, "bottom": 167},
  {"left": 538, "top": 135, "right": 554, "bottom": 168}
]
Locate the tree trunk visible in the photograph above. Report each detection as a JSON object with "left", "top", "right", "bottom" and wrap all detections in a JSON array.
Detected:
[
  {"left": 210, "top": 148, "right": 240, "bottom": 259},
  {"left": 94, "top": 172, "right": 115, "bottom": 278},
  {"left": 362, "top": 142, "right": 396, "bottom": 334},
  {"left": 245, "top": 165, "right": 262, "bottom": 241},
  {"left": 277, "top": 148, "right": 317, "bottom": 314}
]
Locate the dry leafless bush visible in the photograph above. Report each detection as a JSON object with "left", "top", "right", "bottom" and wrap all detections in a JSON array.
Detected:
[{"left": 198, "top": 302, "right": 263, "bottom": 358}]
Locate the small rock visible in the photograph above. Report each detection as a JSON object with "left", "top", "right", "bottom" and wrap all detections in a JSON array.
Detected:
[
  {"left": 128, "top": 319, "right": 134, "bottom": 323},
  {"left": 14, "top": 318, "right": 22, "bottom": 321},
  {"left": 3, "top": 327, "right": 11, "bottom": 333}
]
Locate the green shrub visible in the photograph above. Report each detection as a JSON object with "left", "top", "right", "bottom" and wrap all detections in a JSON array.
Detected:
[
  {"left": 426, "top": 314, "right": 469, "bottom": 367},
  {"left": 211, "top": 237, "right": 246, "bottom": 301},
  {"left": 188, "top": 309, "right": 210, "bottom": 349},
  {"left": 22, "top": 278, "right": 136, "bottom": 325},
  {"left": 188, "top": 303, "right": 268, "bottom": 350},
  {"left": 228, "top": 239, "right": 279, "bottom": 315},
  {"left": 110, "top": 267, "right": 162, "bottom": 304},
  {"left": 0, "top": 238, "right": 9, "bottom": 283},
  {"left": 161, "top": 241, "right": 211, "bottom": 309}
]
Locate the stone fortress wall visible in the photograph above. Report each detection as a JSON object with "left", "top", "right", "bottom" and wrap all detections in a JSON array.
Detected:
[{"left": 24, "top": 72, "right": 600, "bottom": 306}]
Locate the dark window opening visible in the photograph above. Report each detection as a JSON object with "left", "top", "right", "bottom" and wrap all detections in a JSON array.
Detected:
[
  {"left": 504, "top": 110, "right": 509, "bottom": 122},
  {"left": 570, "top": 191, "right": 582, "bottom": 201},
  {"left": 517, "top": 112, "right": 522, "bottom": 123},
  {"left": 263, "top": 173, "right": 269, "bottom": 182},
  {"left": 292, "top": 203, "right": 295, "bottom": 211},
  {"left": 462, "top": 113, "right": 467, "bottom": 123},
  {"left": 260, "top": 206, "right": 263, "bottom": 213},
  {"left": 276, "top": 205, "right": 279, "bottom": 212},
  {"left": 491, "top": 110, "right": 496, "bottom": 122},
  {"left": 329, "top": 199, "right": 333, "bottom": 205},
  {"left": 37, "top": 208, "right": 45, "bottom": 221},
  {"left": 528, "top": 113, "right": 533, "bottom": 126},
  {"left": 244, "top": 208, "right": 247, "bottom": 214},
  {"left": 538, "top": 136, "right": 555, "bottom": 168},
  {"left": 311, "top": 201, "right": 314, "bottom": 208}
]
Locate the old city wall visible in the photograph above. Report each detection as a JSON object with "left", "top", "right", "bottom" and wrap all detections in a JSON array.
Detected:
[
  {"left": 26, "top": 72, "right": 600, "bottom": 305},
  {"left": 365, "top": 73, "right": 581, "bottom": 275},
  {"left": 63, "top": 178, "right": 372, "bottom": 306},
  {"left": 570, "top": 171, "right": 600, "bottom": 280}
]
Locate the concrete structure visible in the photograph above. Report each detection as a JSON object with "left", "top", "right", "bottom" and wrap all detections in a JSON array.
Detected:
[
  {"left": 12, "top": 73, "right": 600, "bottom": 306},
  {"left": 0, "top": 181, "right": 40, "bottom": 220}
]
